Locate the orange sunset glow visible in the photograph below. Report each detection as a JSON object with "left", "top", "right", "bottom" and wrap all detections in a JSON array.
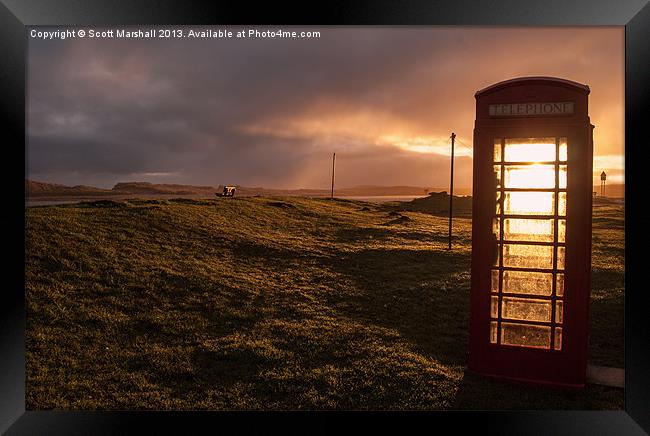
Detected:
[{"left": 27, "top": 26, "right": 624, "bottom": 194}]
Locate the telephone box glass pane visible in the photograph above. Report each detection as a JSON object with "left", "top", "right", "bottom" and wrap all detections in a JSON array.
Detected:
[
  {"left": 493, "top": 244, "right": 501, "bottom": 266},
  {"left": 557, "top": 246, "right": 566, "bottom": 269},
  {"left": 503, "top": 218, "right": 554, "bottom": 242},
  {"left": 490, "top": 296, "right": 499, "bottom": 318},
  {"left": 503, "top": 191, "right": 555, "bottom": 216},
  {"left": 494, "top": 166, "right": 502, "bottom": 189},
  {"left": 558, "top": 219, "right": 567, "bottom": 243},
  {"left": 504, "top": 165, "right": 556, "bottom": 189},
  {"left": 494, "top": 140, "right": 502, "bottom": 162},
  {"left": 502, "top": 297, "right": 552, "bottom": 322},
  {"left": 490, "top": 322, "right": 498, "bottom": 344},
  {"left": 559, "top": 138, "right": 568, "bottom": 161},
  {"left": 556, "top": 273, "right": 565, "bottom": 296},
  {"left": 554, "top": 327, "right": 563, "bottom": 350},
  {"left": 503, "top": 244, "right": 554, "bottom": 269},
  {"left": 504, "top": 138, "right": 556, "bottom": 162},
  {"left": 559, "top": 192, "right": 567, "bottom": 216},
  {"left": 501, "top": 323, "right": 551, "bottom": 348},
  {"left": 555, "top": 301, "right": 564, "bottom": 323},
  {"left": 559, "top": 165, "right": 567, "bottom": 188},
  {"left": 493, "top": 217, "right": 501, "bottom": 237},
  {"left": 491, "top": 269, "right": 500, "bottom": 293},
  {"left": 502, "top": 270, "right": 553, "bottom": 296}
]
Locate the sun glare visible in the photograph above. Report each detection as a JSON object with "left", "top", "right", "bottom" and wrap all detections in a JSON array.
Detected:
[
  {"left": 383, "top": 135, "right": 473, "bottom": 157},
  {"left": 504, "top": 165, "right": 558, "bottom": 189},
  {"left": 504, "top": 138, "right": 556, "bottom": 162},
  {"left": 494, "top": 138, "right": 568, "bottom": 275}
]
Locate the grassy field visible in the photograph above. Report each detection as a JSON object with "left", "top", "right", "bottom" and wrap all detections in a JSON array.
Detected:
[{"left": 25, "top": 196, "right": 624, "bottom": 410}]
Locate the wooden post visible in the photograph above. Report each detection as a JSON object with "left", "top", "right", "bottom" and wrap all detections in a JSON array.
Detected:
[
  {"left": 331, "top": 152, "right": 336, "bottom": 199},
  {"left": 448, "top": 133, "right": 455, "bottom": 250}
]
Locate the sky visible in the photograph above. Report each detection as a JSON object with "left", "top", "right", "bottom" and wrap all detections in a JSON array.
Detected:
[{"left": 27, "top": 26, "right": 624, "bottom": 190}]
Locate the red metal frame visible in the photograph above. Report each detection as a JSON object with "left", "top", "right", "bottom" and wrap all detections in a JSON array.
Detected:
[{"left": 469, "top": 77, "right": 593, "bottom": 387}]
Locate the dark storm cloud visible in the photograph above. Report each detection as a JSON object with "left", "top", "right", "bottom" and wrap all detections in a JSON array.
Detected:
[{"left": 27, "top": 26, "right": 623, "bottom": 189}]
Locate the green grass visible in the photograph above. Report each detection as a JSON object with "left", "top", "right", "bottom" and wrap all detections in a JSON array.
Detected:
[{"left": 25, "top": 196, "right": 624, "bottom": 410}]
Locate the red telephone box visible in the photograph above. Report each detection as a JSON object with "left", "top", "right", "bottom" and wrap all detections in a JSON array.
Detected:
[{"left": 469, "top": 77, "right": 594, "bottom": 388}]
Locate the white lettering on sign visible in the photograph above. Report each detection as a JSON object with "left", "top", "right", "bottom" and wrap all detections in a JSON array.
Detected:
[{"left": 489, "top": 102, "right": 574, "bottom": 117}]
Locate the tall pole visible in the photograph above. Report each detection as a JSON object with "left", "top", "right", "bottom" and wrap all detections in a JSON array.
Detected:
[
  {"left": 331, "top": 152, "right": 336, "bottom": 199},
  {"left": 448, "top": 133, "right": 456, "bottom": 250}
]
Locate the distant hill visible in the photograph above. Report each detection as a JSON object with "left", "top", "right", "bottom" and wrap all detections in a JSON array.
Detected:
[
  {"left": 112, "top": 182, "right": 217, "bottom": 195},
  {"left": 395, "top": 191, "right": 472, "bottom": 217},
  {"left": 26, "top": 180, "right": 112, "bottom": 196},
  {"left": 26, "top": 180, "right": 218, "bottom": 197},
  {"left": 26, "top": 180, "right": 463, "bottom": 199},
  {"left": 26, "top": 179, "right": 624, "bottom": 200}
]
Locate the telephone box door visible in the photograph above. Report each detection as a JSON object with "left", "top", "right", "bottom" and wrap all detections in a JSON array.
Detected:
[{"left": 469, "top": 77, "right": 593, "bottom": 387}]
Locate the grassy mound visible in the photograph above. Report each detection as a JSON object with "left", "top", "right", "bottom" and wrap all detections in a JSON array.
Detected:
[
  {"left": 392, "top": 192, "right": 472, "bottom": 217},
  {"left": 25, "top": 196, "right": 623, "bottom": 409}
]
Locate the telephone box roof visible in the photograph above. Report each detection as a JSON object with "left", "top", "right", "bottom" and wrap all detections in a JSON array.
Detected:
[{"left": 475, "top": 76, "right": 590, "bottom": 97}]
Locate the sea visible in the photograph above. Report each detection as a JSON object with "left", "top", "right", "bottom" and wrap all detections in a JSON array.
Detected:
[{"left": 337, "top": 195, "right": 427, "bottom": 203}]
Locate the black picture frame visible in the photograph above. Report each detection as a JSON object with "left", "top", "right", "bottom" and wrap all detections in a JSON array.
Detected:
[{"left": 2, "top": 1, "right": 649, "bottom": 434}]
